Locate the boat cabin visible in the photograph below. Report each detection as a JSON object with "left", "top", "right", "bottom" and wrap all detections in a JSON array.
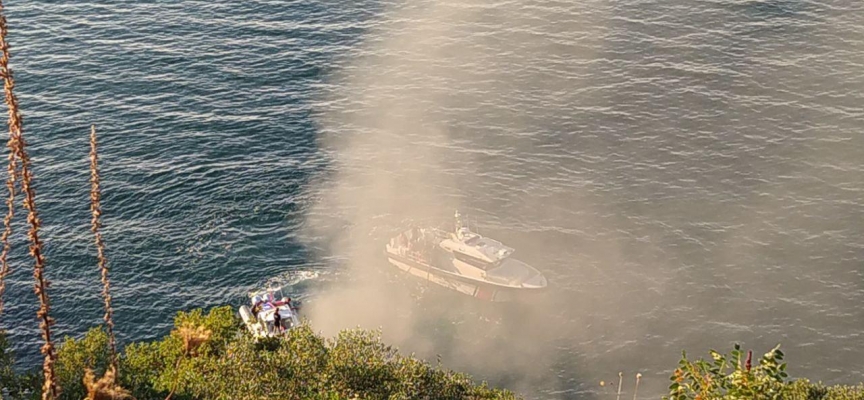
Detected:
[{"left": 439, "top": 227, "right": 514, "bottom": 271}]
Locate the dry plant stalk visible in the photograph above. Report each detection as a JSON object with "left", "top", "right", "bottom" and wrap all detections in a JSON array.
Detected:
[
  {"left": 90, "top": 125, "right": 118, "bottom": 372},
  {"left": 165, "top": 324, "right": 211, "bottom": 400},
  {"left": 83, "top": 366, "right": 134, "bottom": 400},
  {"left": 0, "top": 0, "right": 17, "bottom": 318},
  {"left": 178, "top": 324, "right": 211, "bottom": 356},
  {"left": 0, "top": 2, "right": 58, "bottom": 398},
  {"left": 0, "top": 99, "right": 15, "bottom": 316}
]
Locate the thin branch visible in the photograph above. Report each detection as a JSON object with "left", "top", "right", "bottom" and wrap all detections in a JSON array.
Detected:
[
  {"left": 0, "top": 101, "right": 16, "bottom": 316},
  {"left": 90, "top": 125, "right": 117, "bottom": 372},
  {"left": 0, "top": 2, "right": 57, "bottom": 398}
]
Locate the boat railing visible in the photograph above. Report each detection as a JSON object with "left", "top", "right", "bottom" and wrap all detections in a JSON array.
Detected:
[
  {"left": 391, "top": 244, "right": 431, "bottom": 264},
  {"left": 406, "top": 251, "right": 431, "bottom": 264}
]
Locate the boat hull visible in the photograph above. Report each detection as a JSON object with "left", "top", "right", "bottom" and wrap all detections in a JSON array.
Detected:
[
  {"left": 386, "top": 251, "right": 537, "bottom": 302},
  {"left": 241, "top": 286, "right": 301, "bottom": 338}
]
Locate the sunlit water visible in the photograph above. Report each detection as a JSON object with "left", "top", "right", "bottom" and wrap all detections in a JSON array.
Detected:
[{"left": 2, "top": 0, "right": 863, "bottom": 398}]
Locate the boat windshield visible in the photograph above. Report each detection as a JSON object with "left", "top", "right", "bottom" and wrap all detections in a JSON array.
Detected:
[
  {"left": 268, "top": 287, "right": 286, "bottom": 302},
  {"left": 464, "top": 236, "right": 481, "bottom": 246},
  {"left": 454, "top": 251, "right": 495, "bottom": 270}
]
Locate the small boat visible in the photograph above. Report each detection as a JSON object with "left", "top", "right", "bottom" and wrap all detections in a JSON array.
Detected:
[
  {"left": 385, "top": 211, "right": 547, "bottom": 302},
  {"left": 238, "top": 285, "right": 300, "bottom": 338}
]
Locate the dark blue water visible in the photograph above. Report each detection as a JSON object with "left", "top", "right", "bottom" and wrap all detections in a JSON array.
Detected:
[
  {"left": 2, "top": 0, "right": 863, "bottom": 398},
  {"left": 3, "top": 0, "right": 369, "bottom": 355}
]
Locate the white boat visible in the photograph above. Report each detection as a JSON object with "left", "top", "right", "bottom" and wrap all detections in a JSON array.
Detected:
[
  {"left": 238, "top": 285, "right": 300, "bottom": 338},
  {"left": 385, "top": 211, "right": 547, "bottom": 302}
]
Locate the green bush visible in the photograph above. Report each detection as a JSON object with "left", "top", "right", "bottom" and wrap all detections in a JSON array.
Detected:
[
  {"left": 11, "top": 309, "right": 862, "bottom": 400},
  {"left": 54, "top": 326, "right": 113, "bottom": 400},
  {"left": 0, "top": 331, "right": 40, "bottom": 400},
  {"left": 781, "top": 380, "right": 864, "bottom": 400},
  {"left": 4, "top": 306, "right": 517, "bottom": 400},
  {"left": 665, "top": 344, "right": 864, "bottom": 400}
]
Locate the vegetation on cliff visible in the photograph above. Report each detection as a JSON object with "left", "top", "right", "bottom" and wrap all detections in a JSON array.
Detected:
[
  {"left": 666, "top": 345, "right": 864, "bottom": 400},
  {"left": 5, "top": 311, "right": 864, "bottom": 399},
  {"left": 1, "top": 305, "right": 519, "bottom": 400}
]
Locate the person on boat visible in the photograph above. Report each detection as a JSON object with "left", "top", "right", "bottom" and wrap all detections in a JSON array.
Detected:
[
  {"left": 286, "top": 297, "right": 300, "bottom": 311},
  {"left": 406, "top": 234, "right": 415, "bottom": 252},
  {"left": 397, "top": 233, "right": 407, "bottom": 255},
  {"left": 410, "top": 227, "right": 422, "bottom": 249},
  {"left": 274, "top": 297, "right": 291, "bottom": 307},
  {"left": 273, "top": 308, "right": 282, "bottom": 333},
  {"left": 251, "top": 295, "right": 264, "bottom": 316}
]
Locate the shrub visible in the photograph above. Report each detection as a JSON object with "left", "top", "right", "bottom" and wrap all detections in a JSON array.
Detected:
[
  {"left": 783, "top": 380, "right": 864, "bottom": 400},
  {"left": 9, "top": 321, "right": 864, "bottom": 400},
  {"left": 664, "top": 344, "right": 864, "bottom": 400},
  {"left": 19, "top": 305, "right": 517, "bottom": 400},
  {"left": 0, "top": 330, "right": 40, "bottom": 399},
  {"left": 55, "top": 327, "right": 112, "bottom": 400}
]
